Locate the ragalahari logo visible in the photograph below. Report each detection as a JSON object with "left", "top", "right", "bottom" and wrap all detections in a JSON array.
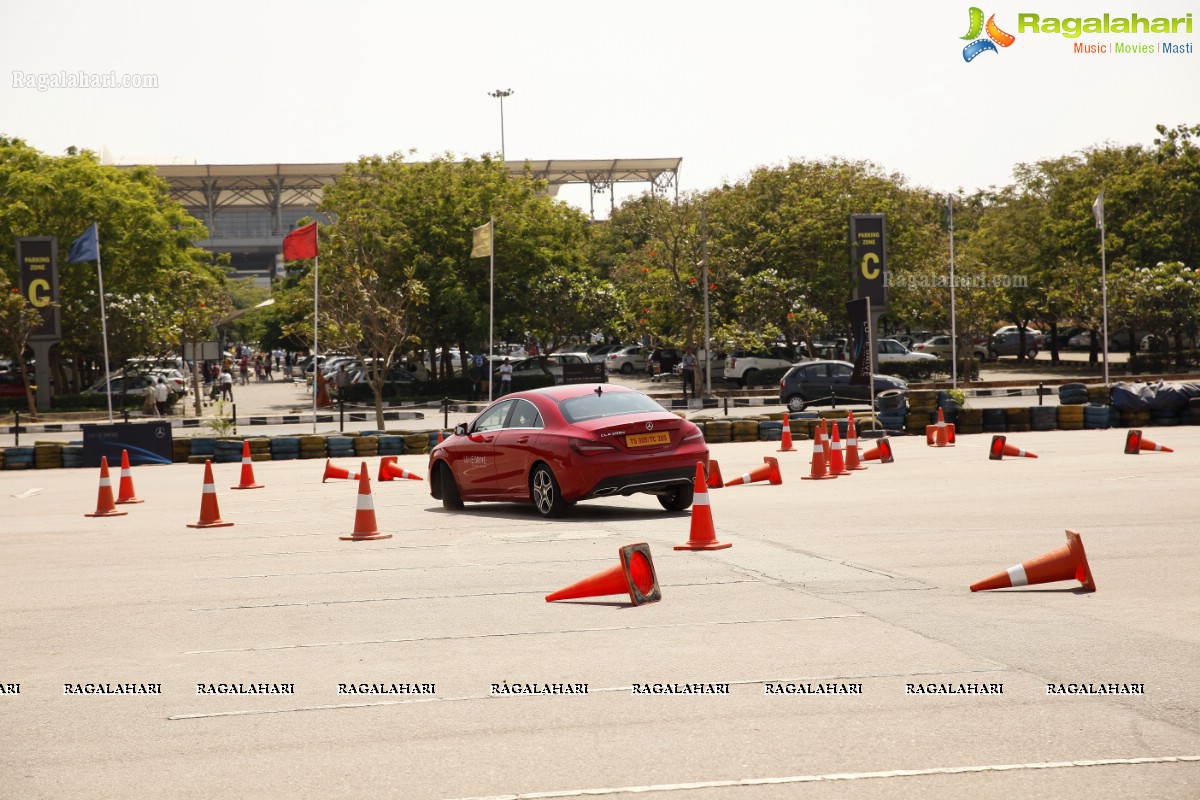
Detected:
[{"left": 961, "top": 7, "right": 1016, "bottom": 61}]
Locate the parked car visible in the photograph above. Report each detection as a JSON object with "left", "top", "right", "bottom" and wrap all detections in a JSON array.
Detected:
[
  {"left": 0, "top": 372, "right": 29, "bottom": 397},
  {"left": 1069, "top": 329, "right": 1142, "bottom": 350},
  {"left": 778, "top": 360, "right": 908, "bottom": 413},
  {"left": 605, "top": 346, "right": 648, "bottom": 375},
  {"left": 990, "top": 331, "right": 1040, "bottom": 359},
  {"left": 912, "top": 336, "right": 990, "bottom": 361},
  {"left": 428, "top": 384, "right": 708, "bottom": 517},
  {"left": 993, "top": 326, "right": 1045, "bottom": 345},
  {"left": 647, "top": 347, "right": 683, "bottom": 376},
  {"left": 876, "top": 338, "right": 937, "bottom": 363},
  {"left": 83, "top": 373, "right": 159, "bottom": 396},
  {"left": 671, "top": 351, "right": 726, "bottom": 381},
  {"left": 724, "top": 347, "right": 796, "bottom": 387},
  {"left": 498, "top": 354, "right": 590, "bottom": 382}
]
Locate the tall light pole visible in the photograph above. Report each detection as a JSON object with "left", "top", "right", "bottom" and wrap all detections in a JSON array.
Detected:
[{"left": 488, "top": 88, "right": 513, "bottom": 161}]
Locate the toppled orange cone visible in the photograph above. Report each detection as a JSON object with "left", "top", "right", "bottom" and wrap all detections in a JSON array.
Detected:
[
  {"left": 724, "top": 456, "right": 782, "bottom": 487},
  {"left": 340, "top": 463, "right": 391, "bottom": 541},
  {"left": 545, "top": 542, "right": 661, "bottom": 605},
  {"left": 926, "top": 407, "right": 956, "bottom": 447},
  {"left": 989, "top": 435, "right": 1038, "bottom": 460},
  {"left": 779, "top": 413, "right": 796, "bottom": 452},
  {"left": 1124, "top": 429, "right": 1173, "bottom": 454},
  {"left": 675, "top": 462, "right": 732, "bottom": 551},
  {"left": 971, "top": 530, "right": 1095, "bottom": 592},
  {"left": 828, "top": 423, "right": 850, "bottom": 477},
  {"left": 378, "top": 456, "right": 424, "bottom": 482},
  {"left": 861, "top": 437, "right": 894, "bottom": 464},
  {"left": 85, "top": 456, "right": 128, "bottom": 517},
  {"left": 231, "top": 440, "right": 264, "bottom": 489},
  {"left": 845, "top": 411, "right": 866, "bottom": 471},
  {"left": 115, "top": 449, "right": 143, "bottom": 504},
  {"left": 187, "top": 460, "right": 233, "bottom": 528},
  {"left": 706, "top": 459, "right": 724, "bottom": 489},
  {"left": 323, "top": 459, "right": 360, "bottom": 483}
]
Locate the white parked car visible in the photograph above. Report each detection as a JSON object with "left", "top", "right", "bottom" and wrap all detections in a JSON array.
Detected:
[
  {"left": 724, "top": 347, "right": 797, "bottom": 387},
  {"left": 605, "top": 346, "right": 648, "bottom": 374},
  {"left": 912, "top": 336, "right": 989, "bottom": 361},
  {"left": 876, "top": 339, "right": 937, "bottom": 363}
]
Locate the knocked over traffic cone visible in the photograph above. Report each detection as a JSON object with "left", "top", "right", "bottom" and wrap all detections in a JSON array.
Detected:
[
  {"left": 801, "top": 428, "right": 834, "bottom": 480},
  {"left": 845, "top": 411, "right": 865, "bottom": 471},
  {"left": 340, "top": 463, "right": 391, "bottom": 541},
  {"left": 725, "top": 456, "right": 782, "bottom": 487},
  {"left": 828, "top": 423, "right": 850, "bottom": 477},
  {"left": 85, "top": 456, "right": 128, "bottom": 517},
  {"left": 231, "top": 440, "right": 264, "bottom": 489},
  {"left": 675, "top": 462, "right": 732, "bottom": 550},
  {"left": 989, "top": 435, "right": 1038, "bottom": 460},
  {"left": 545, "top": 542, "right": 661, "bottom": 605},
  {"left": 1125, "top": 429, "right": 1173, "bottom": 454},
  {"left": 378, "top": 456, "right": 424, "bottom": 482},
  {"left": 115, "top": 449, "right": 143, "bottom": 504},
  {"left": 926, "top": 407, "right": 956, "bottom": 447},
  {"left": 861, "top": 438, "right": 894, "bottom": 464},
  {"left": 706, "top": 459, "right": 725, "bottom": 489},
  {"left": 779, "top": 413, "right": 796, "bottom": 452},
  {"left": 187, "top": 460, "right": 233, "bottom": 528},
  {"left": 323, "top": 459, "right": 360, "bottom": 483},
  {"left": 970, "top": 530, "right": 1095, "bottom": 592}
]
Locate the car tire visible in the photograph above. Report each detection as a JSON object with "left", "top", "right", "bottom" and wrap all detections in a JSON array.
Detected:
[
  {"left": 530, "top": 464, "right": 569, "bottom": 518},
  {"left": 438, "top": 462, "right": 463, "bottom": 511},
  {"left": 988, "top": 349, "right": 998, "bottom": 360},
  {"left": 1026, "top": 348, "right": 1038, "bottom": 359},
  {"left": 657, "top": 482, "right": 694, "bottom": 512},
  {"left": 620, "top": 363, "right": 633, "bottom": 374},
  {"left": 742, "top": 368, "right": 758, "bottom": 388},
  {"left": 785, "top": 394, "right": 806, "bottom": 413}
]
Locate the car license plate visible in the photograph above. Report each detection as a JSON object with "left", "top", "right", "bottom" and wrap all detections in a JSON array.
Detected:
[{"left": 626, "top": 431, "right": 671, "bottom": 448}]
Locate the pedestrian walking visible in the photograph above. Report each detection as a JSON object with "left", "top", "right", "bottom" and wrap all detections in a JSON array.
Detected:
[
  {"left": 154, "top": 376, "right": 171, "bottom": 416},
  {"left": 498, "top": 358, "right": 513, "bottom": 396},
  {"left": 220, "top": 368, "right": 234, "bottom": 401},
  {"left": 681, "top": 348, "right": 698, "bottom": 401}
]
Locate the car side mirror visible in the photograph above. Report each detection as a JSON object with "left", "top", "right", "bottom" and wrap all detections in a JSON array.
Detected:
[{"left": 454, "top": 423, "right": 467, "bottom": 436}]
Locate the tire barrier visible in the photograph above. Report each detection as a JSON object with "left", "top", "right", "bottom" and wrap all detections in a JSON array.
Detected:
[
  {"left": 1058, "top": 382, "right": 1089, "bottom": 405},
  {"left": 1005, "top": 407, "right": 1031, "bottom": 433},
  {"left": 213, "top": 438, "right": 245, "bottom": 464},
  {"left": 1086, "top": 384, "right": 1111, "bottom": 404},
  {"left": 271, "top": 436, "right": 301, "bottom": 460},
  {"left": 982, "top": 407, "right": 1007, "bottom": 433},
  {"left": 1149, "top": 408, "right": 1181, "bottom": 427},
  {"left": 1083, "top": 403, "right": 1112, "bottom": 430},
  {"left": 875, "top": 389, "right": 907, "bottom": 413},
  {"left": 326, "top": 435, "right": 356, "bottom": 458},
  {"left": 376, "top": 434, "right": 406, "bottom": 455},
  {"left": 1057, "top": 404, "right": 1085, "bottom": 430},
  {"left": 1030, "top": 405, "right": 1057, "bottom": 431},
  {"left": 758, "top": 420, "right": 783, "bottom": 441},
  {"left": 4, "top": 446, "right": 34, "bottom": 469},
  {"left": 299, "top": 434, "right": 328, "bottom": 459},
  {"left": 35, "top": 442, "right": 64, "bottom": 469}
]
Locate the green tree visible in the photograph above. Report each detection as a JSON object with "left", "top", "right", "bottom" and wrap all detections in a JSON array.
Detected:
[{"left": 0, "top": 277, "right": 42, "bottom": 417}]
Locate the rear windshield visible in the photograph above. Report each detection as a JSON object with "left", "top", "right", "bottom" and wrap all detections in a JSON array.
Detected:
[{"left": 559, "top": 391, "right": 664, "bottom": 423}]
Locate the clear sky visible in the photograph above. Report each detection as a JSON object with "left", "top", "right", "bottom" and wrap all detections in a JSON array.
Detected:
[{"left": 3, "top": 0, "right": 1197, "bottom": 215}]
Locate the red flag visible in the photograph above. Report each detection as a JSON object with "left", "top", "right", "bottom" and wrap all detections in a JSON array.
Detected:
[{"left": 282, "top": 223, "right": 318, "bottom": 260}]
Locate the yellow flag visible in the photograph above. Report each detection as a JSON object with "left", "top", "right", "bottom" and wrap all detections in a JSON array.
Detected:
[{"left": 471, "top": 220, "right": 493, "bottom": 258}]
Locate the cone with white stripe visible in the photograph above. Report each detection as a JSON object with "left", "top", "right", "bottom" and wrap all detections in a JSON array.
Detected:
[
  {"left": 378, "top": 456, "right": 423, "bottom": 482},
  {"left": 845, "top": 411, "right": 866, "bottom": 470},
  {"left": 231, "top": 440, "right": 264, "bottom": 489},
  {"left": 115, "top": 449, "right": 144, "bottom": 504},
  {"left": 187, "top": 460, "right": 233, "bottom": 528},
  {"left": 861, "top": 437, "right": 894, "bottom": 464},
  {"left": 801, "top": 426, "right": 834, "bottom": 480},
  {"left": 545, "top": 543, "right": 661, "bottom": 605},
  {"left": 674, "top": 462, "right": 731, "bottom": 550},
  {"left": 819, "top": 420, "right": 832, "bottom": 466},
  {"left": 970, "top": 530, "right": 1095, "bottom": 592},
  {"left": 828, "top": 422, "right": 850, "bottom": 477},
  {"left": 926, "top": 407, "right": 956, "bottom": 447},
  {"left": 778, "top": 413, "right": 796, "bottom": 452},
  {"left": 989, "top": 435, "right": 1038, "bottom": 460},
  {"left": 1124, "top": 429, "right": 1173, "bottom": 454},
  {"left": 724, "top": 456, "right": 782, "bottom": 487},
  {"left": 85, "top": 456, "right": 128, "bottom": 517},
  {"left": 323, "top": 458, "right": 359, "bottom": 483},
  {"left": 340, "top": 462, "right": 391, "bottom": 541}
]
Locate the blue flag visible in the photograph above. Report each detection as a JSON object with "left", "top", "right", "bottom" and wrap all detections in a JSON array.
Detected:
[{"left": 67, "top": 223, "right": 99, "bottom": 263}]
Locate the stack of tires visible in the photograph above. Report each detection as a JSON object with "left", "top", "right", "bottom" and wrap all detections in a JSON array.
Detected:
[
  {"left": 172, "top": 437, "right": 192, "bottom": 463},
  {"left": 62, "top": 444, "right": 84, "bottom": 469},
  {"left": 377, "top": 434, "right": 406, "bottom": 456},
  {"left": 757, "top": 419, "right": 783, "bottom": 441},
  {"left": 1030, "top": 405, "right": 1057, "bottom": 432},
  {"left": 732, "top": 418, "right": 760, "bottom": 442},
  {"left": 299, "top": 435, "right": 328, "bottom": 460},
  {"left": 1149, "top": 407, "right": 1181, "bottom": 427},
  {"left": 702, "top": 419, "right": 732, "bottom": 444},
  {"left": 190, "top": 437, "right": 216, "bottom": 465},
  {"left": 247, "top": 438, "right": 272, "bottom": 462},
  {"left": 1119, "top": 409, "right": 1151, "bottom": 428},
  {"left": 326, "top": 436, "right": 356, "bottom": 459},
  {"left": 906, "top": 390, "right": 938, "bottom": 435},
  {"left": 789, "top": 415, "right": 809, "bottom": 440},
  {"left": 354, "top": 436, "right": 379, "bottom": 458},
  {"left": 876, "top": 388, "right": 907, "bottom": 432},
  {"left": 403, "top": 432, "right": 430, "bottom": 455},
  {"left": 957, "top": 407, "right": 983, "bottom": 435},
  {"left": 34, "top": 442, "right": 63, "bottom": 469},
  {"left": 1058, "top": 382, "right": 1089, "bottom": 405},
  {"left": 213, "top": 438, "right": 244, "bottom": 463},
  {"left": 272, "top": 436, "right": 301, "bottom": 460},
  {"left": 982, "top": 408, "right": 1006, "bottom": 434},
  {"left": 1087, "top": 385, "right": 1111, "bottom": 404},
  {"left": 1180, "top": 398, "right": 1200, "bottom": 425},
  {"left": 1057, "top": 404, "right": 1085, "bottom": 430},
  {"left": 1005, "top": 407, "right": 1031, "bottom": 433},
  {"left": 1083, "top": 403, "right": 1112, "bottom": 429},
  {"left": 3, "top": 446, "right": 33, "bottom": 469}
]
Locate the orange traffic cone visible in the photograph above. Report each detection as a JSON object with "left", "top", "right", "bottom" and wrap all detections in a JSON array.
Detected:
[
  {"left": 845, "top": 411, "right": 865, "bottom": 471},
  {"left": 828, "top": 423, "right": 850, "bottom": 477},
  {"left": 545, "top": 542, "right": 661, "bottom": 605},
  {"left": 819, "top": 420, "right": 832, "bottom": 466},
  {"left": 970, "top": 530, "right": 1095, "bottom": 592},
  {"left": 340, "top": 463, "right": 391, "bottom": 541},
  {"left": 1124, "top": 430, "right": 1173, "bottom": 454},
  {"left": 85, "top": 456, "right": 128, "bottom": 517},
  {"left": 989, "top": 435, "right": 1038, "bottom": 460},
  {"left": 323, "top": 459, "right": 360, "bottom": 483},
  {"left": 778, "top": 413, "right": 795, "bottom": 452},
  {"left": 231, "top": 440, "right": 264, "bottom": 489},
  {"left": 926, "top": 407, "right": 956, "bottom": 447},
  {"left": 187, "top": 460, "right": 233, "bottom": 528},
  {"left": 675, "top": 462, "right": 732, "bottom": 550},
  {"left": 115, "top": 449, "right": 143, "bottom": 504},
  {"left": 725, "top": 456, "right": 782, "bottom": 487},
  {"left": 861, "top": 437, "right": 894, "bottom": 464},
  {"left": 706, "top": 459, "right": 725, "bottom": 489},
  {"left": 437, "top": 430, "right": 444, "bottom": 445},
  {"left": 378, "top": 456, "right": 424, "bottom": 482},
  {"left": 801, "top": 428, "right": 833, "bottom": 480},
  {"left": 315, "top": 371, "right": 332, "bottom": 408}
]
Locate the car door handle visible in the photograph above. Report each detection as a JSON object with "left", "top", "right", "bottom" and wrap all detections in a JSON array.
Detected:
[{"left": 516, "top": 435, "right": 530, "bottom": 444}]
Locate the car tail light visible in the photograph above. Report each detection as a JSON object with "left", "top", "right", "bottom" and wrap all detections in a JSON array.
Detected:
[
  {"left": 569, "top": 438, "right": 619, "bottom": 456},
  {"left": 682, "top": 426, "right": 704, "bottom": 443}
]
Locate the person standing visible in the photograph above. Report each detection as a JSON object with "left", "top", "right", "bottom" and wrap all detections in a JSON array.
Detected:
[
  {"left": 142, "top": 380, "right": 159, "bottom": 417},
  {"left": 467, "top": 354, "right": 485, "bottom": 401},
  {"left": 498, "top": 358, "right": 513, "bottom": 397},
  {"left": 335, "top": 364, "right": 351, "bottom": 406},
  {"left": 154, "top": 376, "right": 170, "bottom": 416},
  {"left": 681, "top": 348, "right": 698, "bottom": 401},
  {"left": 220, "top": 368, "right": 234, "bottom": 401}
]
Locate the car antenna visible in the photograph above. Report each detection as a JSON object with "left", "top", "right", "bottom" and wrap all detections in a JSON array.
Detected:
[{"left": 594, "top": 385, "right": 603, "bottom": 396}]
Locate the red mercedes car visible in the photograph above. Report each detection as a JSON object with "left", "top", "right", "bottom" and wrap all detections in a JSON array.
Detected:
[{"left": 429, "top": 384, "right": 708, "bottom": 517}]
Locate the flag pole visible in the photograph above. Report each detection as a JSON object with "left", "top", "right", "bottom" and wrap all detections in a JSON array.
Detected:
[
  {"left": 866, "top": 296, "right": 876, "bottom": 430},
  {"left": 1098, "top": 195, "right": 1109, "bottom": 386},
  {"left": 94, "top": 224, "right": 114, "bottom": 422},
  {"left": 312, "top": 254, "right": 319, "bottom": 433},
  {"left": 948, "top": 195, "right": 958, "bottom": 389},
  {"left": 488, "top": 215, "right": 494, "bottom": 403}
]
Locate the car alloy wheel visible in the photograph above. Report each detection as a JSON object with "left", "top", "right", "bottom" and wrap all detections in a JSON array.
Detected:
[
  {"left": 786, "top": 394, "right": 806, "bottom": 413},
  {"left": 620, "top": 363, "right": 633, "bottom": 374},
  {"left": 531, "top": 464, "right": 568, "bottom": 518},
  {"left": 439, "top": 462, "right": 463, "bottom": 511}
]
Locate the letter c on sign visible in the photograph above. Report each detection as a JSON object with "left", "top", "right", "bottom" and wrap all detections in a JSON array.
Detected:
[
  {"left": 860, "top": 253, "right": 880, "bottom": 281},
  {"left": 28, "top": 279, "right": 51, "bottom": 307}
]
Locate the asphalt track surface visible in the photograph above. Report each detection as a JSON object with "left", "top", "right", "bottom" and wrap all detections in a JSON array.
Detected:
[{"left": 3, "top": 423, "right": 1199, "bottom": 799}]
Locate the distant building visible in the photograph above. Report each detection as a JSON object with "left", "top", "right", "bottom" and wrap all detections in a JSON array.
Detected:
[{"left": 136, "top": 159, "right": 680, "bottom": 285}]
